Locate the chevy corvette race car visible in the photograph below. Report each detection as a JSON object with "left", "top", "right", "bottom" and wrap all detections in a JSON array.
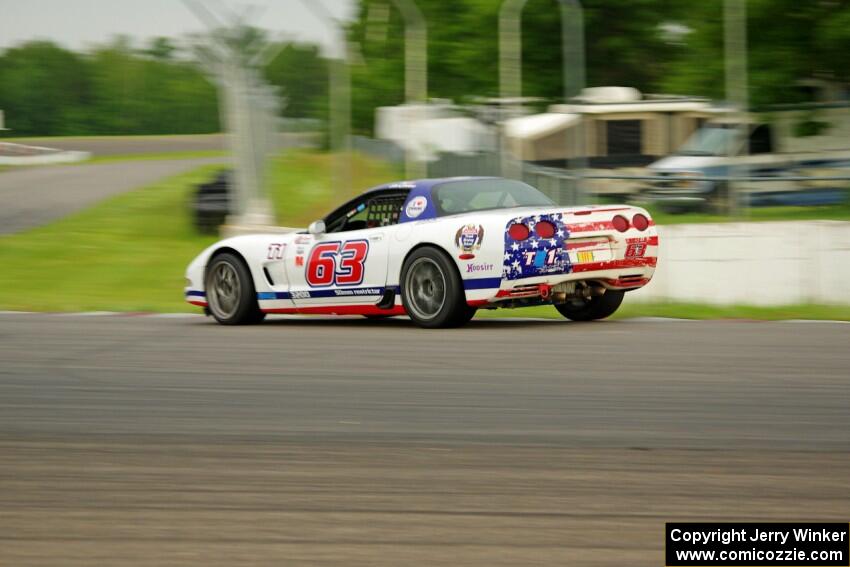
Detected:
[{"left": 185, "top": 177, "right": 658, "bottom": 328}]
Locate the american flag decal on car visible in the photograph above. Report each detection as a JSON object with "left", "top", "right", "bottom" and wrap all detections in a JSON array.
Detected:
[{"left": 503, "top": 213, "right": 571, "bottom": 280}]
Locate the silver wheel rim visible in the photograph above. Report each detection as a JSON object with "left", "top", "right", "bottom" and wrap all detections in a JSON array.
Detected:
[
  {"left": 404, "top": 257, "right": 447, "bottom": 320},
  {"left": 207, "top": 262, "right": 241, "bottom": 319}
]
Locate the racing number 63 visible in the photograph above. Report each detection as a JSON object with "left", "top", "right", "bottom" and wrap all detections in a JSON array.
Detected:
[{"left": 306, "top": 240, "right": 369, "bottom": 287}]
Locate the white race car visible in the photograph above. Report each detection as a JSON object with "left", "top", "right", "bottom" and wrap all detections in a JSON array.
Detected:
[{"left": 185, "top": 177, "right": 658, "bottom": 328}]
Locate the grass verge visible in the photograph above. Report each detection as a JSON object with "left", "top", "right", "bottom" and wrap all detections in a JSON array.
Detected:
[
  {"left": 637, "top": 197, "right": 850, "bottom": 225},
  {"left": 0, "top": 165, "right": 222, "bottom": 312},
  {"left": 82, "top": 150, "right": 227, "bottom": 165},
  {"left": 266, "top": 150, "right": 401, "bottom": 226},
  {"left": 0, "top": 151, "right": 399, "bottom": 313}
]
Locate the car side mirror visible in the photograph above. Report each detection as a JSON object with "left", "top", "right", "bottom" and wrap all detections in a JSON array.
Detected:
[{"left": 308, "top": 220, "right": 326, "bottom": 236}]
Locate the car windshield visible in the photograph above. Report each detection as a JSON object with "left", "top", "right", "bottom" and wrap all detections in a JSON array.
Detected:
[
  {"left": 433, "top": 179, "right": 554, "bottom": 216},
  {"left": 676, "top": 125, "right": 743, "bottom": 157}
]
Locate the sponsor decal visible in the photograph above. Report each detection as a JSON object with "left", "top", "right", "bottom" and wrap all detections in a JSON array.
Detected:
[
  {"left": 465, "top": 263, "right": 494, "bottom": 274},
  {"left": 333, "top": 287, "right": 382, "bottom": 296},
  {"left": 625, "top": 242, "right": 647, "bottom": 258},
  {"left": 455, "top": 224, "right": 485, "bottom": 253},
  {"left": 294, "top": 235, "right": 312, "bottom": 245},
  {"left": 389, "top": 181, "right": 417, "bottom": 189},
  {"left": 266, "top": 243, "right": 286, "bottom": 260},
  {"left": 290, "top": 290, "right": 310, "bottom": 299},
  {"left": 405, "top": 196, "right": 428, "bottom": 218},
  {"left": 295, "top": 256, "right": 304, "bottom": 267}
]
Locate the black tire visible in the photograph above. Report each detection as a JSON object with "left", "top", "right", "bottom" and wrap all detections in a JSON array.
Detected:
[
  {"left": 554, "top": 289, "right": 624, "bottom": 322},
  {"left": 453, "top": 305, "right": 477, "bottom": 326},
  {"left": 401, "top": 247, "right": 472, "bottom": 329},
  {"left": 204, "top": 252, "right": 265, "bottom": 325}
]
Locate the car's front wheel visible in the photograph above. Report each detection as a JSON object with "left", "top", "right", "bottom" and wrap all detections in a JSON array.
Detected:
[
  {"left": 401, "top": 247, "right": 475, "bottom": 328},
  {"left": 554, "top": 289, "right": 624, "bottom": 321},
  {"left": 204, "top": 252, "right": 265, "bottom": 325}
]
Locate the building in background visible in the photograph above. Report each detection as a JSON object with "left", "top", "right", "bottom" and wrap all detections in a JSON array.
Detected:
[
  {"left": 375, "top": 102, "right": 497, "bottom": 162},
  {"left": 504, "top": 87, "right": 722, "bottom": 168}
]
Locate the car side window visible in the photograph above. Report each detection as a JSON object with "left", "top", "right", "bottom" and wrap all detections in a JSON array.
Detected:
[{"left": 325, "top": 190, "right": 410, "bottom": 233}]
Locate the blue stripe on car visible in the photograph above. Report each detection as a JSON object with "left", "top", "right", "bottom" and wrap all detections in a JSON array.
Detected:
[{"left": 462, "top": 277, "right": 502, "bottom": 290}]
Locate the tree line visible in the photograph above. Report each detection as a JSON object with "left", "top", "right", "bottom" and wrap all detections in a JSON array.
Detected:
[
  {"left": 0, "top": 36, "right": 327, "bottom": 137},
  {"left": 1, "top": 0, "right": 847, "bottom": 137},
  {"left": 347, "top": 0, "right": 850, "bottom": 132}
]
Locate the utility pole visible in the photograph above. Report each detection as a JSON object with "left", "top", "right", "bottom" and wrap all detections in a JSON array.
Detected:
[
  {"left": 724, "top": 0, "right": 748, "bottom": 217},
  {"left": 184, "top": 0, "right": 285, "bottom": 230},
  {"left": 389, "top": 0, "right": 428, "bottom": 179},
  {"left": 498, "top": 0, "right": 526, "bottom": 180},
  {"left": 299, "top": 0, "right": 353, "bottom": 195},
  {"left": 499, "top": 0, "right": 586, "bottom": 203}
]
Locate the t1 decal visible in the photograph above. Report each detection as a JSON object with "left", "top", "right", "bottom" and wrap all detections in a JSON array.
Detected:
[
  {"left": 521, "top": 248, "right": 559, "bottom": 267},
  {"left": 306, "top": 240, "right": 369, "bottom": 287}
]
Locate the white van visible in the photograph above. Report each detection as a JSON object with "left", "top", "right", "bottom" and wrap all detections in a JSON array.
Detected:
[{"left": 645, "top": 103, "right": 850, "bottom": 211}]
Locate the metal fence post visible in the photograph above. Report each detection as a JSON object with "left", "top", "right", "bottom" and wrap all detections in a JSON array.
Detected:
[
  {"left": 389, "top": 0, "right": 428, "bottom": 180},
  {"left": 499, "top": 0, "right": 586, "bottom": 204},
  {"left": 183, "top": 0, "right": 278, "bottom": 228},
  {"left": 724, "top": 0, "right": 748, "bottom": 218},
  {"left": 299, "top": 0, "right": 353, "bottom": 196},
  {"left": 562, "top": 0, "right": 586, "bottom": 206},
  {"left": 499, "top": 0, "right": 528, "bottom": 180}
]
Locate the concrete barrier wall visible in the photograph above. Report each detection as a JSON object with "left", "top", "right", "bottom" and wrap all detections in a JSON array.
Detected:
[{"left": 630, "top": 221, "right": 850, "bottom": 305}]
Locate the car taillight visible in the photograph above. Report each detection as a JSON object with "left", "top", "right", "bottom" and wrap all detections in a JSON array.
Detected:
[
  {"left": 632, "top": 213, "right": 649, "bottom": 231},
  {"left": 508, "top": 223, "right": 530, "bottom": 240},
  {"left": 534, "top": 220, "right": 556, "bottom": 239},
  {"left": 612, "top": 215, "right": 629, "bottom": 232}
]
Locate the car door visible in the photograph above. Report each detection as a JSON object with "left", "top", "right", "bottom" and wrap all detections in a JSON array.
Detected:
[{"left": 284, "top": 227, "right": 391, "bottom": 308}]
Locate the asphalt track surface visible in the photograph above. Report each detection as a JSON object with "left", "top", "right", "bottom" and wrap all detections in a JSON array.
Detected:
[
  {"left": 1, "top": 312, "right": 848, "bottom": 565},
  {"left": 9, "top": 133, "right": 317, "bottom": 156},
  {"left": 0, "top": 158, "right": 224, "bottom": 234}
]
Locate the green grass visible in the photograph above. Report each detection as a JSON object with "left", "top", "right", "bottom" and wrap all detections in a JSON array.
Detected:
[
  {"left": 81, "top": 150, "right": 227, "bottom": 165},
  {"left": 0, "top": 151, "right": 399, "bottom": 313},
  {"left": 267, "top": 150, "right": 401, "bottom": 226},
  {"left": 0, "top": 165, "right": 223, "bottom": 312},
  {"left": 475, "top": 302, "right": 850, "bottom": 321},
  {"left": 642, "top": 200, "right": 850, "bottom": 225}
]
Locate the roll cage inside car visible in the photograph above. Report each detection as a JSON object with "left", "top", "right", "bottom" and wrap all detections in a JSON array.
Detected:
[{"left": 323, "top": 188, "right": 411, "bottom": 233}]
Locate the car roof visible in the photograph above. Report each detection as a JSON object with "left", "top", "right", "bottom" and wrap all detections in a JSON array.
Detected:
[
  {"left": 338, "top": 177, "right": 517, "bottom": 224},
  {"left": 373, "top": 176, "right": 501, "bottom": 193}
]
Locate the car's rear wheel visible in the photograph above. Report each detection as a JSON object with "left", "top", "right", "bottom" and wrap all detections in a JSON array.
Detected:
[
  {"left": 401, "top": 247, "right": 474, "bottom": 328},
  {"left": 205, "top": 252, "right": 265, "bottom": 325},
  {"left": 554, "top": 289, "right": 624, "bottom": 321}
]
